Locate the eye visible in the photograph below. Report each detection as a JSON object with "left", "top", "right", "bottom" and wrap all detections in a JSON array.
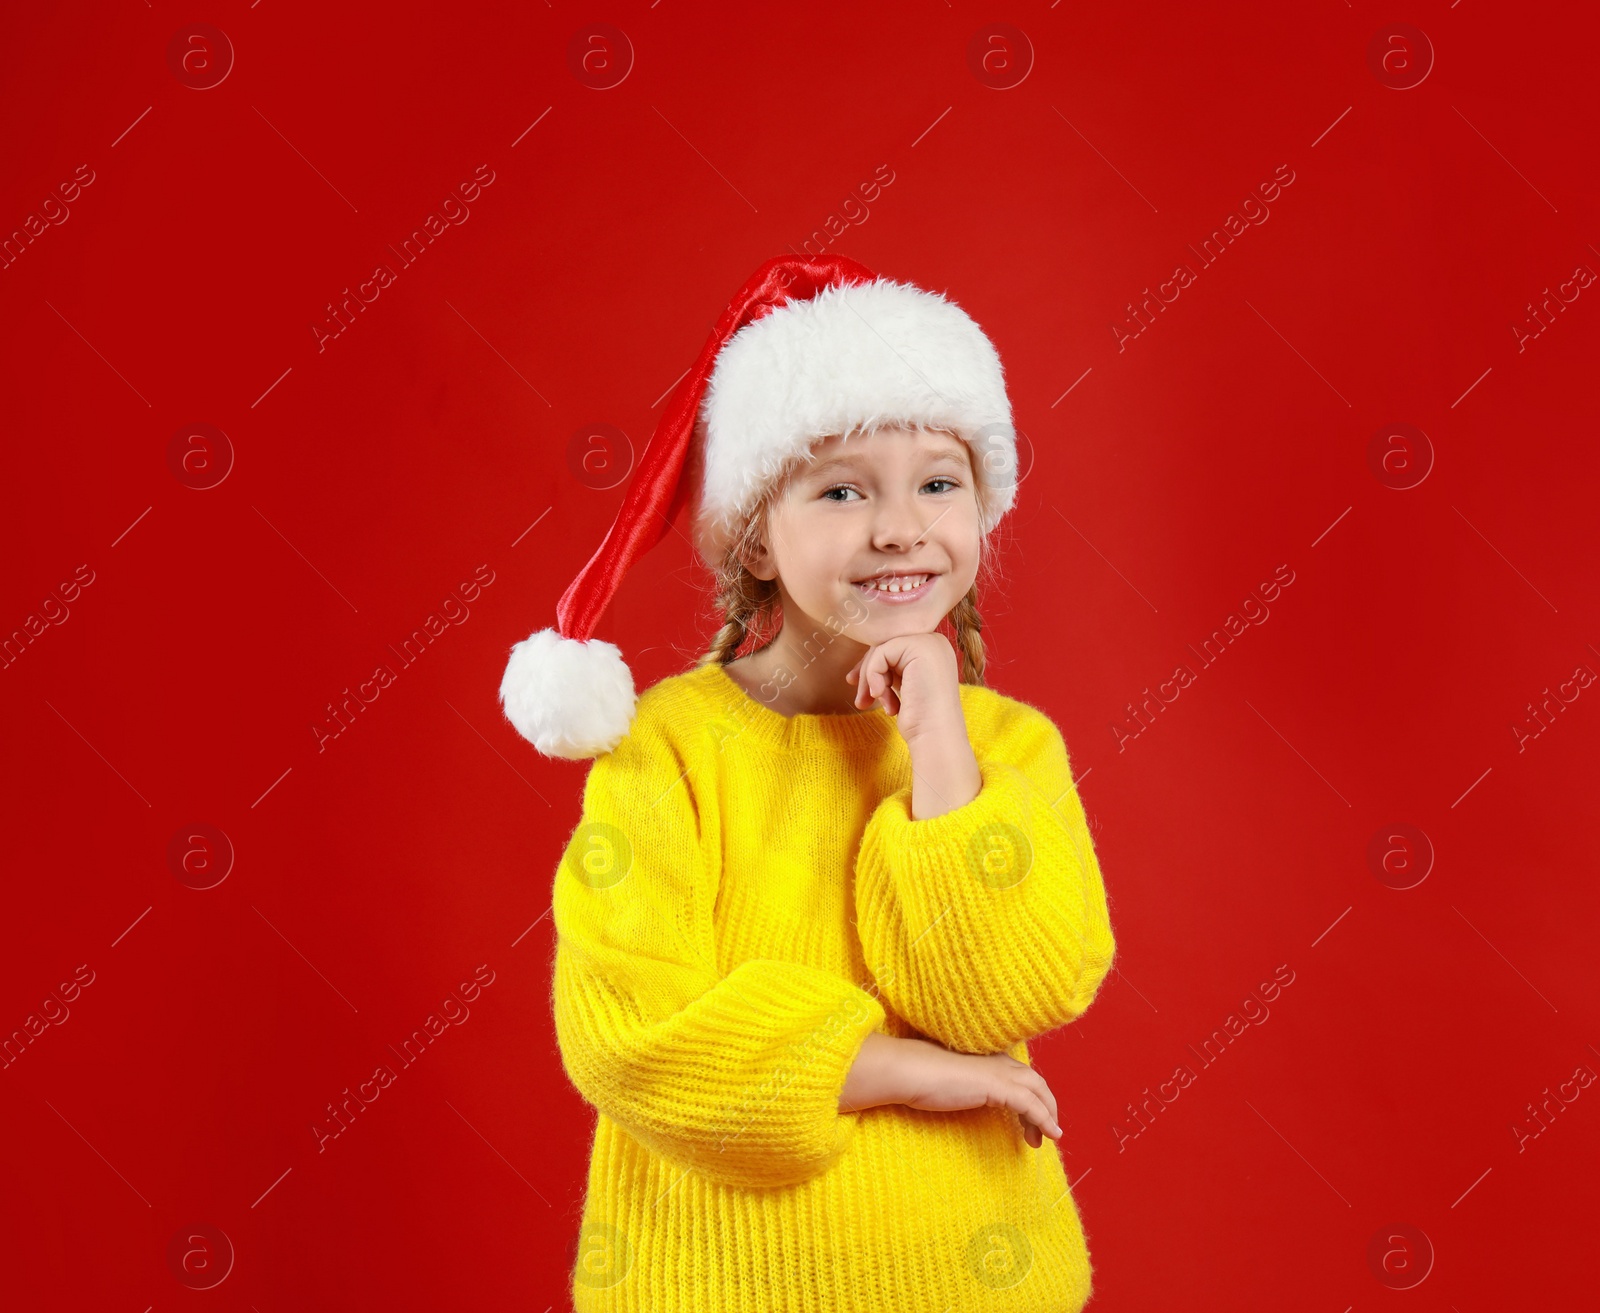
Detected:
[
  {"left": 922, "top": 477, "right": 960, "bottom": 494},
  {"left": 821, "top": 484, "right": 863, "bottom": 502}
]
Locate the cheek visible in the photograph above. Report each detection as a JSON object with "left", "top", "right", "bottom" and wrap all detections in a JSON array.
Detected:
[
  {"left": 946, "top": 505, "right": 984, "bottom": 571},
  {"left": 771, "top": 518, "right": 851, "bottom": 589}
]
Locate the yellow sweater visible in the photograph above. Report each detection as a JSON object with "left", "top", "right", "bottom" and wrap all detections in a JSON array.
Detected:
[{"left": 550, "top": 659, "right": 1117, "bottom": 1312}]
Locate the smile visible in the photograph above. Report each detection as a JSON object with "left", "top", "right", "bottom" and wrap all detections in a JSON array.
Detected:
[{"left": 853, "top": 572, "right": 938, "bottom": 603}]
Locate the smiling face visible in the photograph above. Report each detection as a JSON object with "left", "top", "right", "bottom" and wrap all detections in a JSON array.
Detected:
[{"left": 745, "top": 424, "right": 985, "bottom": 648}]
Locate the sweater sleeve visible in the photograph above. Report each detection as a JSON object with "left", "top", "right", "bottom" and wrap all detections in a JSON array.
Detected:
[
  {"left": 550, "top": 715, "right": 887, "bottom": 1191},
  {"left": 853, "top": 704, "right": 1116, "bottom": 1055}
]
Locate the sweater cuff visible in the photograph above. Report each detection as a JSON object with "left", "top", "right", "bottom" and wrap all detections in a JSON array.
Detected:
[
  {"left": 870, "top": 762, "right": 1038, "bottom": 870},
  {"left": 702, "top": 961, "right": 888, "bottom": 1180}
]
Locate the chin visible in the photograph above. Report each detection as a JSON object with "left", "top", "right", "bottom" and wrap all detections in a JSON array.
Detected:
[{"left": 856, "top": 614, "right": 942, "bottom": 644}]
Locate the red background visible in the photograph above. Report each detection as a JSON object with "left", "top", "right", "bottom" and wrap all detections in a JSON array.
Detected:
[{"left": 3, "top": 2, "right": 1596, "bottom": 1309}]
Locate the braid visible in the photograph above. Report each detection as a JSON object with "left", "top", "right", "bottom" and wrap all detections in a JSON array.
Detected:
[
  {"left": 697, "top": 508, "right": 781, "bottom": 668},
  {"left": 948, "top": 584, "right": 987, "bottom": 686},
  {"left": 700, "top": 611, "right": 750, "bottom": 667}
]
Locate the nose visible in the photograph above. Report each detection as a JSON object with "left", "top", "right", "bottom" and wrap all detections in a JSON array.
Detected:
[{"left": 870, "top": 485, "right": 929, "bottom": 552}]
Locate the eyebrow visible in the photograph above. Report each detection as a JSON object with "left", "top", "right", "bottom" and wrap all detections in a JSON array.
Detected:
[{"left": 801, "top": 444, "right": 969, "bottom": 479}]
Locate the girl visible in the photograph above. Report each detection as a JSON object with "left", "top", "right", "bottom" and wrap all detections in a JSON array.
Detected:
[{"left": 500, "top": 255, "right": 1117, "bottom": 1312}]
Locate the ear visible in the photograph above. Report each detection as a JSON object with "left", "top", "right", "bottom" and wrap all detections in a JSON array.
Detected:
[
  {"left": 730, "top": 499, "right": 782, "bottom": 582},
  {"left": 741, "top": 525, "right": 779, "bottom": 582}
]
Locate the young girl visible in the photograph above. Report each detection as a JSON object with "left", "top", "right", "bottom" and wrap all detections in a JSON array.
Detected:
[{"left": 500, "top": 256, "right": 1117, "bottom": 1312}]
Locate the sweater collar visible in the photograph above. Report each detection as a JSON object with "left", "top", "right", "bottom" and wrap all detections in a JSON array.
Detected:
[{"left": 691, "top": 661, "right": 903, "bottom": 752}]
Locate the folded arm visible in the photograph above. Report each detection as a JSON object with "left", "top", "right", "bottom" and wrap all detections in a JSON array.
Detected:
[
  {"left": 853, "top": 706, "right": 1116, "bottom": 1055},
  {"left": 552, "top": 727, "right": 885, "bottom": 1190}
]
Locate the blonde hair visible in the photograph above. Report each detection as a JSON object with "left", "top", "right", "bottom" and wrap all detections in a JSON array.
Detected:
[{"left": 695, "top": 425, "right": 997, "bottom": 685}]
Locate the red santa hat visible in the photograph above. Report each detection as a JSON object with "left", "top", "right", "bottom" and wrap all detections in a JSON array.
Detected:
[{"left": 499, "top": 253, "right": 1018, "bottom": 759}]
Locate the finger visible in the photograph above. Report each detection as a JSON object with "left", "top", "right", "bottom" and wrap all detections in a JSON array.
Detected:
[
  {"left": 1017, "top": 1068, "right": 1059, "bottom": 1129},
  {"left": 862, "top": 652, "right": 889, "bottom": 709},
  {"left": 1021, "top": 1115, "right": 1041, "bottom": 1149},
  {"left": 1042, "top": 1082, "right": 1059, "bottom": 1129},
  {"left": 995, "top": 1083, "right": 1060, "bottom": 1141},
  {"left": 879, "top": 662, "right": 903, "bottom": 711},
  {"left": 852, "top": 651, "right": 876, "bottom": 708},
  {"left": 1021, "top": 1089, "right": 1062, "bottom": 1140}
]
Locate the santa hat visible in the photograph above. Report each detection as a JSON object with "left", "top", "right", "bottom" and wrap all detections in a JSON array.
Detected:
[{"left": 498, "top": 254, "right": 1018, "bottom": 760}]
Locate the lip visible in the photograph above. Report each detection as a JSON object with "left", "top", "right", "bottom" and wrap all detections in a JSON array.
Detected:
[{"left": 852, "top": 572, "right": 940, "bottom": 604}]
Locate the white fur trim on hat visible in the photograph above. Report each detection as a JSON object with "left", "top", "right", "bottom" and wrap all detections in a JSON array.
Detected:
[
  {"left": 498, "top": 628, "right": 637, "bottom": 760},
  {"left": 692, "top": 276, "right": 1017, "bottom": 561}
]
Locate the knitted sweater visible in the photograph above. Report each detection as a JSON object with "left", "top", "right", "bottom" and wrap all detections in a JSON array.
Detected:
[{"left": 550, "top": 660, "right": 1117, "bottom": 1312}]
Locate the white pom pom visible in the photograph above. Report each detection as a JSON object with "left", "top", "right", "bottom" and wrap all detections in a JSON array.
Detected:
[{"left": 498, "top": 628, "right": 638, "bottom": 760}]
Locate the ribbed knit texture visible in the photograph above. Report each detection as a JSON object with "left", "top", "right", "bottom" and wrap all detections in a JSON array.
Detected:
[{"left": 551, "top": 660, "right": 1117, "bottom": 1312}]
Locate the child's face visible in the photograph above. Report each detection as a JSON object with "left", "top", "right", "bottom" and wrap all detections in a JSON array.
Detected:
[{"left": 748, "top": 425, "right": 983, "bottom": 647}]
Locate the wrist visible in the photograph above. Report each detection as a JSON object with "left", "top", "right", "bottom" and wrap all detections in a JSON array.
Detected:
[
  {"left": 839, "top": 1032, "right": 905, "bottom": 1112},
  {"left": 901, "top": 701, "right": 971, "bottom": 756},
  {"left": 907, "top": 725, "right": 981, "bottom": 820}
]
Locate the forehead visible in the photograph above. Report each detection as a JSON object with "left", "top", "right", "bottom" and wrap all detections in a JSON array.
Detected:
[{"left": 801, "top": 425, "right": 969, "bottom": 470}]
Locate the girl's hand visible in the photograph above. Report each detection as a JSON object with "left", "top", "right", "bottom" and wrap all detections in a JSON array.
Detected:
[
  {"left": 845, "top": 632, "right": 962, "bottom": 746},
  {"left": 842, "top": 1034, "right": 1063, "bottom": 1149},
  {"left": 846, "top": 633, "right": 981, "bottom": 819},
  {"left": 905, "top": 1037, "right": 1062, "bottom": 1148}
]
